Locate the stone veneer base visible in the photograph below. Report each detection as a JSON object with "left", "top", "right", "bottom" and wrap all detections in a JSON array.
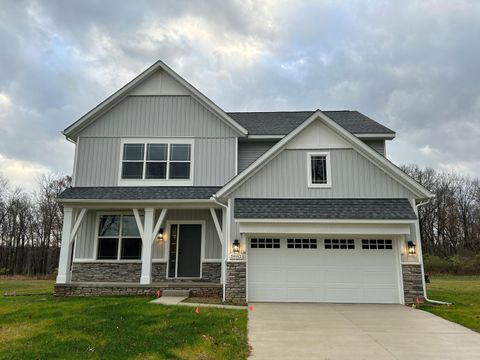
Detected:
[
  {"left": 225, "top": 261, "right": 246, "bottom": 305},
  {"left": 402, "top": 263, "right": 424, "bottom": 304},
  {"left": 54, "top": 282, "right": 222, "bottom": 298}
]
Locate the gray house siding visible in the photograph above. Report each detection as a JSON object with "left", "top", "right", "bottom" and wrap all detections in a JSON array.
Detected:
[
  {"left": 77, "top": 96, "right": 240, "bottom": 138},
  {"left": 74, "top": 137, "right": 236, "bottom": 186},
  {"left": 363, "top": 139, "right": 386, "bottom": 156},
  {"left": 229, "top": 148, "right": 416, "bottom": 241},
  {"left": 73, "top": 209, "right": 222, "bottom": 260},
  {"left": 238, "top": 140, "right": 277, "bottom": 172}
]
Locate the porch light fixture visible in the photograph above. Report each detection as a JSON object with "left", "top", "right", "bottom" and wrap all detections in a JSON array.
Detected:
[
  {"left": 156, "top": 228, "right": 165, "bottom": 242},
  {"left": 407, "top": 241, "right": 416, "bottom": 255},
  {"left": 232, "top": 239, "right": 240, "bottom": 254}
]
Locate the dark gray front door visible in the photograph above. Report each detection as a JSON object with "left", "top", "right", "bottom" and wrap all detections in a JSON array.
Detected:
[{"left": 177, "top": 224, "right": 202, "bottom": 277}]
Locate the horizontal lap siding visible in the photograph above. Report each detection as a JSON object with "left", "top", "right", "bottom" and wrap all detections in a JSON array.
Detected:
[{"left": 238, "top": 140, "right": 277, "bottom": 172}]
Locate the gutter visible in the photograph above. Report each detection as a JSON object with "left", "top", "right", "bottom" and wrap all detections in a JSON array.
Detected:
[
  {"left": 416, "top": 198, "right": 451, "bottom": 306},
  {"left": 210, "top": 195, "right": 229, "bottom": 303}
]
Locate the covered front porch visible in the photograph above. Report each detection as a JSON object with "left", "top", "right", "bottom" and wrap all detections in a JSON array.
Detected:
[{"left": 55, "top": 187, "right": 233, "bottom": 300}]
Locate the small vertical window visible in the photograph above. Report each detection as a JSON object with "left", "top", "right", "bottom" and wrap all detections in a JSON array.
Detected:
[
  {"left": 169, "top": 144, "right": 191, "bottom": 179},
  {"left": 122, "top": 144, "right": 144, "bottom": 179},
  {"left": 308, "top": 152, "right": 331, "bottom": 187}
]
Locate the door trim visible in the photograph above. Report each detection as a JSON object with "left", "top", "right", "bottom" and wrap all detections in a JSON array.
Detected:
[{"left": 166, "top": 220, "right": 205, "bottom": 279}]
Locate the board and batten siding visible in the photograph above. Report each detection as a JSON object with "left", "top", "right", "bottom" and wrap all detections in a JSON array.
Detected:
[
  {"left": 237, "top": 140, "right": 277, "bottom": 172},
  {"left": 73, "top": 209, "right": 222, "bottom": 261},
  {"left": 77, "top": 96, "right": 240, "bottom": 138},
  {"left": 74, "top": 137, "right": 236, "bottom": 186}
]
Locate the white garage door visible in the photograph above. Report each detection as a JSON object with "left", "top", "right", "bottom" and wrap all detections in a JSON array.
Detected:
[{"left": 248, "top": 237, "right": 401, "bottom": 303}]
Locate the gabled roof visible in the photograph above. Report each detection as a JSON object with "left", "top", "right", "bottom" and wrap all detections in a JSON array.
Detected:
[
  {"left": 234, "top": 198, "right": 417, "bottom": 220},
  {"left": 215, "top": 110, "right": 434, "bottom": 199},
  {"left": 228, "top": 110, "right": 395, "bottom": 137},
  {"left": 63, "top": 61, "right": 248, "bottom": 140},
  {"left": 58, "top": 186, "right": 221, "bottom": 202}
]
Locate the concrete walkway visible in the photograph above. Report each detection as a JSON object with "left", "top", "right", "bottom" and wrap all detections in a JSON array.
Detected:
[
  {"left": 150, "top": 297, "right": 246, "bottom": 309},
  {"left": 248, "top": 303, "right": 480, "bottom": 359}
]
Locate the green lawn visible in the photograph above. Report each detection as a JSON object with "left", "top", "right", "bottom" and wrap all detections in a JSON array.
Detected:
[
  {"left": 420, "top": 275, "right": 480, "bottom": 332},
  {"left": 0, "top": 280, "right": 248, "bottom": 360},
  {"left": 0, "top": 279, "right": 54, "bottom": 295}
]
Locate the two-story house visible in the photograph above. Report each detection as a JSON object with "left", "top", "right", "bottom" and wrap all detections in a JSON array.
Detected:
[{"left": 55, "top": 61, "right": 433, "bottom": 304}]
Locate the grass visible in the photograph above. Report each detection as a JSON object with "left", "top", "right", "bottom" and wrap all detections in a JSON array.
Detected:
[
  {"left": 420, "top": 275, "right": 480, "bottom": 332},
  {"left": 0, "top": 278, "right": 54, "bottom": 295},
  {"left": 0, "top": 280, "right": 248, "bottom": 359}
]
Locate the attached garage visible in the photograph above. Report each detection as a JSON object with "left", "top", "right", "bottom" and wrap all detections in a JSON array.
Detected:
[
  {"left": 247, "top": 237, "right": 402, "bottom": 303},
  {"left": 235, "top": 198, "right": 419, "bottom": 304}
]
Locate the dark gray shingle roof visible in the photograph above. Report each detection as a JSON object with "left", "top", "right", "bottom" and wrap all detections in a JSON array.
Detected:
[
  {"left": 227, "top": 110, "right": 395, "bottom": 136},
  {"left": 58, "top": 186, "right": 221, "bottom": 201},
  {"left": 234, "top": 198, "right": 416, "bottom": 220}
]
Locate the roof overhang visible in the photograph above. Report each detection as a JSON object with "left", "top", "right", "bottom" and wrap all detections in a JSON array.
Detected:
[
  {"left": 57, "top": 198, "right": 220, "bottom": 209},
  {"left": 354, "top": 133, "right": 396, "bottom": 140},
  {"left": 63, "top": 61, "right": 248, "bottom": 141},
  {"left": 216, "top": 110, "right": 434, "bottom": 199}
]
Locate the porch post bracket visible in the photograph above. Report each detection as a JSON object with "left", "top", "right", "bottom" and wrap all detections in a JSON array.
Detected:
[
  {"left": 132, "top": 208, "right": 145, "bottom": 238},
  {"left": 152, "top": 208, "right": 168, "bottom": 241},
  {"left": 209, "top": 208, "right": 224, "bottom": 246},
  {"left": 69, "top": 208, "right": 87, "bottom": 244}
]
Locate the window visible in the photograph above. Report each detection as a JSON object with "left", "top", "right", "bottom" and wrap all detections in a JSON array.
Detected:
[
  {"left": 362, "top": 239, "right": 393, "bottom": 250},
  {"left": 250, "top": 238, "right": 280, "bottom": 249},
  {"left": 324, "top": 239, "right": 355, "bottom": 249},
  {"left": 97, "top": 215, "right": 142, "bottom": 260},
  {"left": 308, "top": 152, "right": 331, "bottom": 187},
  {"left": 287, "top": 239, "right": 317, "bottom": 249},
  {"left": 120, "top": 141, "right": 192, "bottom": 181}
]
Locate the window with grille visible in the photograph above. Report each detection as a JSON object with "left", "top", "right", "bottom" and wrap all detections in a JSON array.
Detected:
[
  {"left": 308, "top": 152, "right": 331, "bottom": 187},
  {"left": 324, "top": 239, "right": 355, "bottom": 249},
  {"left": 287, "top": 239, "right": 317, "bottom": 249},
  {"left": 97, "top": 214, "right": 142, "bottom": 260},
  {"left": 362, "top": 239, "right": 393, "bottom": 250},
  {"left": 250, "top": 238, "right": 280, "bottom": 249}
]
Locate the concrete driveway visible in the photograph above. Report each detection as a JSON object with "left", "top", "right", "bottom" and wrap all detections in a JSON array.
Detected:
[{"left": 248, "top": 303, "right": 480, "bottom": 359}]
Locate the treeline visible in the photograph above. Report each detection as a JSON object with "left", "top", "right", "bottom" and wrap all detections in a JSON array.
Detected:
[
  {"left": 0, "top": 166, "right": 479, "bottom": 276},
  {"left": 0, "top": 175, "right": 71, "bottom": 276}
]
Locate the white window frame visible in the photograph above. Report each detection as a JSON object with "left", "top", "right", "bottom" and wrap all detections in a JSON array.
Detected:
[
  {"left": 118, "top": 138, "right": 194, "bottom": 186},
  {"left": 307, "top": 151, "right": 331, "bottom": 188},
  {"left": 94, "top": 211, "right": 143, "bottom": 262}
]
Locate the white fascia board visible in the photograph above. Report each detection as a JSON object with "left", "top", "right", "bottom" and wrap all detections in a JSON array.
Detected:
[
  {"left": 56, "top": 198, "right": 222, "bottom": 209},
  {"left": 247, "top": 135, "right": 285, "bottom": 140},
  {"left": 63, "top": 61, "right": 248, "bottom": 140},
  {"left": 215, "top": 110, "right": 322, "bottom": 197},
  {"left": 238, "top": 222, "right": 412, "bottom": 235},
  {"left": 216, "top": 110, "right": 434, "bottom": 199},
  {"left": 235, "top": 218, "right": 417, "bottom": 224},
  {"left": 354, "top": 133, "right": 396, "bottom": 140}
]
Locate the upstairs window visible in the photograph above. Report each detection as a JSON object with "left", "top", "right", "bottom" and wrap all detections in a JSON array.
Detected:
[
  {"left": 307, "top": 152, "right": 331, "bottom": 187},
  {"left": 121, "top": 141, "right": 192, "bottom": 182}
]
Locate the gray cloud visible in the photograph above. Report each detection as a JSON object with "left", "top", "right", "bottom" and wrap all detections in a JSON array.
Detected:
[{"left": 0, "top": 0, "right": 479, "bottom": 189}]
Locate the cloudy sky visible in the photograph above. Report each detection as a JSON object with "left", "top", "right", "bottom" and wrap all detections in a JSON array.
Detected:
[{"left": 0, "top": 0, "right": 479, "bottom": 189}]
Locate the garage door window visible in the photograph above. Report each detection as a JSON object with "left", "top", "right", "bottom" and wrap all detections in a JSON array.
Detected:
[
  {"left": 362, "top": 239, "right": 393, "bottom": 250},
  {"left": 324, "top": 239, "right": 355, "bottom": 249},
  {"left": 251, "top": 238, "right": 280, "bottom": 249},
  {"left": 287, "top": 239, "right": 317, "bottom": 249}
]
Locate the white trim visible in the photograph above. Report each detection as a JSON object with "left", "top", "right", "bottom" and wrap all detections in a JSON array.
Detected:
[
  {"left": 70, "top": 208, "right": 87, "bottom": 243},
  {"left": 215, "top": 110, "right": 434, "bottom": 199},
  {"left": 63, "top": 61, "right": 248, "bottom": 139},
  {"left": 152, "top": 259, "right": 168, "bottom": 263},
  {"left": 209, "top": 208, "right": 224, "bottom": 246},
  {"left": 235, "top": 137, "right": 239, "bottom": 175},
  {"left": 307, "top": 151, "right": 332, "bottom": 188},
  {"left": 354, "top": 133, "right": 395, "bottom": 140},
  {"left": 132, "top": 209, "right": 145, "bottom": 237},
  {"left": 118, "top": 138, "right": 194, "bottom": 186},
  {"left": 202, "top": 259, "right": 222, "bottom": 263},
  {"left": 235, "top": 218, "right": 417, "bottom": 224},
  {"left": 396, "top": 236, "right": 406, "bottom": 305},
  {"left": 152, "top": 208, "right": 168, "bottom": 241},
  {"left": 73, "top": 259, "right": 142, "bottom": 264},
  {"left": 166, "top": 220, "right": 205, "bottom": 279},
  {"left": 71, "top": 136, "right": 80, "bottom": 186},
  {"left": 247, "top": 135, "right": 285, "bottom": 139}
]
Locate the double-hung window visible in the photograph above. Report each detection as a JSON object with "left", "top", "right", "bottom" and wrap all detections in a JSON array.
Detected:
[
  {"left": 97, "top": 215, "right": 142, "bottom": 260},
  {"left": 120, "top": 140, "right": 193, "bottom": 184},
  {"left": 307, "top": 152, "right": 331, "bottom": 187}
]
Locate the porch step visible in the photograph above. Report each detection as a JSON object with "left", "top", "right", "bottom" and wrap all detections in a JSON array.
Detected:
[{"left": 162, "top": 289, "right": 190, "bottom": 297}]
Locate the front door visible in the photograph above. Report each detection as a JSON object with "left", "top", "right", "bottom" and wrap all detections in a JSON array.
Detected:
[{"left": 168, "top": 224, "right": 202, "bottom": 278}]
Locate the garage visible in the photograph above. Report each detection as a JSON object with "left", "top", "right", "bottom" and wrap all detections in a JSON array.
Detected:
[{"left": 247, "top": 237, "right": 402, "bottom": 303}]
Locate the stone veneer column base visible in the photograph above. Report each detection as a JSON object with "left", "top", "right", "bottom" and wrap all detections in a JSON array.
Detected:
[
  {"left": 225, "top": 261, "right": 246, "bottom": 305},
  {"left": 402, "top": 263, "right": 424, "bottom": 304}
]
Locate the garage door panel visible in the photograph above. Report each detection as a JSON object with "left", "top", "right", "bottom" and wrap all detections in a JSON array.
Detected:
[{"left": 248, "top": 237, "right": 401, "bottom": 304}]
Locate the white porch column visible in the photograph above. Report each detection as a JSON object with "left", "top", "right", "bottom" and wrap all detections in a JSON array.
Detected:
[
  {"left": 140, "top": 208, "right": 155, "bottom": 285},
  {"left": 56, "top": 207, "right": 74, "bottom": 284}
]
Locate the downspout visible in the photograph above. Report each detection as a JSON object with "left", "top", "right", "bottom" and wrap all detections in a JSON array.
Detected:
[
  {"left": 415, "top": 198, "right": 451, "bottom": 305},
  {"left": 211, "top": 195, "right": 229, "bottom": 302}
]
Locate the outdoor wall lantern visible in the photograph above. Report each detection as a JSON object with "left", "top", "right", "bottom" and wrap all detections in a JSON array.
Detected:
[
  {"left": 232, "top": 239, "right": 240, "bottom": 254},
  {"left": 407, "top": 241, "right": 416, "bottom": 255},
  {"left": 156, "top": 228, "right": 165, "bottom": 242}
]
